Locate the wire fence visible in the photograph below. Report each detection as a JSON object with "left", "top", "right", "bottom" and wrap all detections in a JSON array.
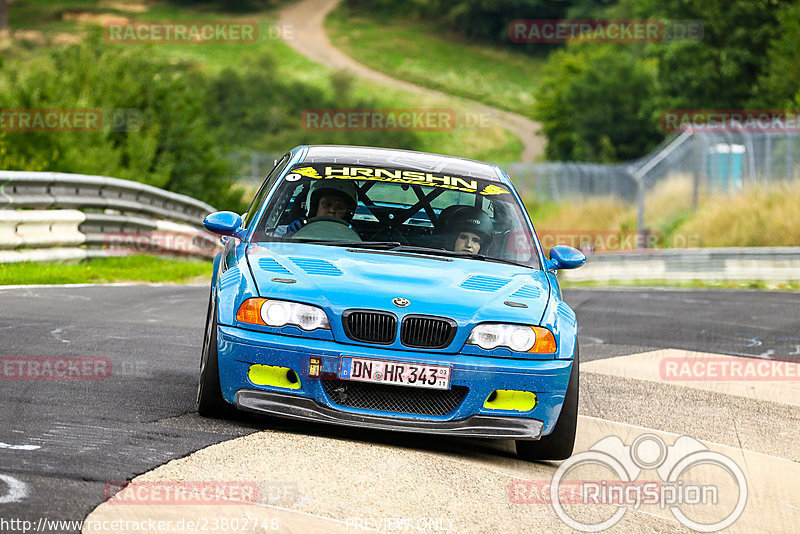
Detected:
[
  {"left": 510, "top": 131, "right": 800, "bottom": 198},
  {"left": 508, "top": 129, "right": 800, "bottom": 231}
]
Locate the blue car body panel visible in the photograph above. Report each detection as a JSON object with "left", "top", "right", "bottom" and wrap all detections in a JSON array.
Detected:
[
  {"left": 216, "top": 325, "right": 572, "bottom": 435},
  {"left": 208, "top": 145, "right": 581, "bottom": 439}
]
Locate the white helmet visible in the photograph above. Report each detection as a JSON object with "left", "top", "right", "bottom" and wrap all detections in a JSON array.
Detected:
[{"left": 306, "top": 180, "right": 358, "bottom": 218}]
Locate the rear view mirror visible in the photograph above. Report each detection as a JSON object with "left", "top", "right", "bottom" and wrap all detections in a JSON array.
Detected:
[
  {"left": 547, "top": 245, "right": 586, "bottom": 271},
  {"left": 203, "top": 211, "right": 245, "bottom": 239}
]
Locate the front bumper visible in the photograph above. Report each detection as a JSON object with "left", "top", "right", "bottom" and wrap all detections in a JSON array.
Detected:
[
  {"left": 236, "top": 389, "right": 543, "bottom": 439},
  {"left": 218, "top": 325, "right": 574, "bottom": 437}
]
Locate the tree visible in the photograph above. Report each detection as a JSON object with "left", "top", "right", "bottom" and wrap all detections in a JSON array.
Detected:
[
  {"left": 427, "top": 0, "right": 572, "bottom": 43},
  {"left": 345, "top": 0, "right": 574, "bottom": 50},
  {"left": 751, "top": 1, "right": 800, "bottom": 107},
  {"left": 634, "top": 0, "right": 791, "bottom": 110},
  {"left": 533, "top": 45, "right": 661, "bottom": 162}
]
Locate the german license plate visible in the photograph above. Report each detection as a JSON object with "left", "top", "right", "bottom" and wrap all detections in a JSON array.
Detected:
[{"left": 339, "top": 357, "right": 451, "bottom": 390}]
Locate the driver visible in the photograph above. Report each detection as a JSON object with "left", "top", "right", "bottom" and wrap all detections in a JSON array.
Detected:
[
  {"left": 442, "top": 206, "right": 493, "bottom": 255},
  {"left": 287, "top": 180, "right": 358, "bottom": 235}
]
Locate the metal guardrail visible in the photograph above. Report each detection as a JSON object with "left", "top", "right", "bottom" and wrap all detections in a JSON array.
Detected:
[
  {"left": 0, "top": 171, "right": 214, "bottom": 225},
  {"left": 0, "top": 171, "right": 219, "bottom": 263},
  {"left": 561, "top": 247, "right": 800, "bottom": 283}
]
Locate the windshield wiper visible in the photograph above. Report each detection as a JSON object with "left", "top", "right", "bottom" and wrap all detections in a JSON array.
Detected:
[
  {"left": 256, "top": 237, "right": 402, "bottom": 249},
  {"left": 312, "top": 241, "right": 402, "bottom": 249},
  {"left": 389, "top": 245, "right": 531, "bottom": 268},
  {"left": 391, "top": 246, "right": 489, "bottom": 260}
]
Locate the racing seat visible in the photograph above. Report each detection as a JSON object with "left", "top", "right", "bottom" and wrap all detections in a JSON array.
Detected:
[{"left": 485, "top": 202, "right": 515, "bottom": 260}]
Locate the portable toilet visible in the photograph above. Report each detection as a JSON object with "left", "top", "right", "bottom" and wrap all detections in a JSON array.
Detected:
[{"left": 707, "top": 144, "right": 745, "bottom": 192}]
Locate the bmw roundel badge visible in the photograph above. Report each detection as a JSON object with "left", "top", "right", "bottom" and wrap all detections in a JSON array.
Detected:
[{"left": 392, "top": 297, "right": 410, "bottom": 308}]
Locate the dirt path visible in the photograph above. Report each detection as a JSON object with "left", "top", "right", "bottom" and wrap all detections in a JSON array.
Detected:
[{"left": 278, "top": 0, "right": 545, "bottom": 163}]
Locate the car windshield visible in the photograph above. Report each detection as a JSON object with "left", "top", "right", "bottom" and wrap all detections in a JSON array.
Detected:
[{"left": 251, "top": 163, "right": 541, "bottom": 269}]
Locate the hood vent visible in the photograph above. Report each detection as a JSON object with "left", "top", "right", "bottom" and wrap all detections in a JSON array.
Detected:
[
  {"left": 510, "top": 285, "right": 542, "bottom": 299},
  {"left": 257, "top": 257, "right": 292, "bottom": 275},
  {"left": 289, "top": 257, "right": 342, "bottom": 276},
  {"left": 460, "top": 275, "right": 511, "bottom": 292}
]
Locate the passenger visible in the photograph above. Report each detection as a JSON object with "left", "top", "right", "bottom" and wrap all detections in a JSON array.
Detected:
[
  {"left": 442, "top": 206, "right": 493, "bottom": 255},
  {"left": 454, "top": 231, "right": 484, "bottom": 254}
]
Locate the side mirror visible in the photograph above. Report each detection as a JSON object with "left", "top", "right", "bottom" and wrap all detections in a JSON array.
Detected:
[
  {"left": 547, "top": 245, "right": 586, "bottom": 271},
  {"left": 204, "top": 211, "right": 245, "bottom": 239}
]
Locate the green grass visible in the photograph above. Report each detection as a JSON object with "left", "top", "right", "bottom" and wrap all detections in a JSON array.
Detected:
[
  {"left": 0, "top": 255, "right": 212, "bottom": 285},
  {"left": 326, "top": 5, "right": 543, "bottom": 120},
  {"left": 677, "top": 184, "right": 800, "bottom": 247}
]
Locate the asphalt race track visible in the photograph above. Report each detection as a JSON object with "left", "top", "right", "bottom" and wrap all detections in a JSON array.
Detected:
[{"left": 0, "top": 285, "right": 798, "bottom": 533}]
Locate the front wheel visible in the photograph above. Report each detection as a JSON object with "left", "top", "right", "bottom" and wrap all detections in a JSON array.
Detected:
[
  {"left": 196, "top": 291, "right": 232, "bottom": 418},
  {"left": 515, "top": 343, "right": 579, "bottom": 461}
]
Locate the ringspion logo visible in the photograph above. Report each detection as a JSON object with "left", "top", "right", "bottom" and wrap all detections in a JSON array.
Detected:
[{"left": 512, "top": 434, "right": 747, "bottom": 532}]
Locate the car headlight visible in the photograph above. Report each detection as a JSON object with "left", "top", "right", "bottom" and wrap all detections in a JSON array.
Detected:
[
  {"left": 467, "top": 323, "right": 556, "bottom": 353},
  {"left": 236, "top": 298, "right": 330, "bottom": 331}
]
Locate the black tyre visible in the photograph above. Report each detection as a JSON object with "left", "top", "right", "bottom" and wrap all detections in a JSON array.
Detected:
[
  {"left": 515, "top": 343, "right": 579, "bottom": 461},
  {"left": 196, "top": 291, "right": 232, "bottom": 417}
]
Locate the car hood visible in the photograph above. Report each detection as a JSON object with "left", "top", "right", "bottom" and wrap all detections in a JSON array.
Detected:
[{"left": 246, "top": 242, "right": 551, "bottom": 324}]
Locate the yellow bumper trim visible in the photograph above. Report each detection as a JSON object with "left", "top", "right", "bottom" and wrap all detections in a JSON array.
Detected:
[
  {"left": 248, "top": 365, "right": 301, "bottom": 390},
  {"left": 483, "top": 390, "right": 537, "bottom": 412}
]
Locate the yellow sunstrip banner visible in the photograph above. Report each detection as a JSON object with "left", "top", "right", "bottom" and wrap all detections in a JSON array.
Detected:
[{"left": 289, "top": 166, "right": 510, "bottom": 196}]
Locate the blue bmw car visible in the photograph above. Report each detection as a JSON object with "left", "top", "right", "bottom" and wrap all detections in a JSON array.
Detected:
[{"left": 198, "top": 145, "right": 585, "bottom": 460}]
